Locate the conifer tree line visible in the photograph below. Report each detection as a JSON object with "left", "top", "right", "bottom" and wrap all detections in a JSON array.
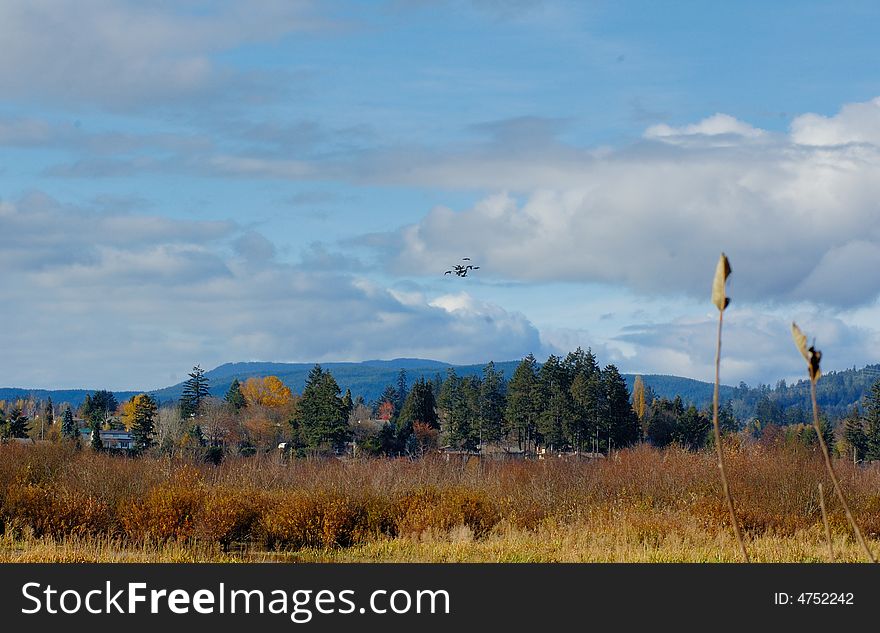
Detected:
[{"left": 365, "top": 350, "right": 641, "bottom": 456}]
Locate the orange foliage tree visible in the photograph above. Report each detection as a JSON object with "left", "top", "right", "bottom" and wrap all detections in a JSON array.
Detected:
[{"left": 240, "top": 376, "right": 293, "bottom": 409}]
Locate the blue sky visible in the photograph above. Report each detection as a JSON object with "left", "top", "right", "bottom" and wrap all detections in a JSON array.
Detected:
[{"left": 4, "top": 0, "right": 880, "bottom": 390}]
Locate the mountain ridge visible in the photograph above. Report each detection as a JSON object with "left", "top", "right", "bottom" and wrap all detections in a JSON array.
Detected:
[{"left": 1, "top": 357, "right": 731, "bottom": 408}]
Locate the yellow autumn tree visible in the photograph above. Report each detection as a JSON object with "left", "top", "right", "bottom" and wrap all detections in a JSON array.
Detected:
[
  {"left": 631, "top": 375, "right": 646, "bottom": 421},
  {"left": 120, "top": 397, "right": 137, "bottom": 430},
  {"left": 240, "top": 376, "right": 293, "bottom": 409}
]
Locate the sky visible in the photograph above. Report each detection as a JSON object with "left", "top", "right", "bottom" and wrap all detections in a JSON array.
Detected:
[{"left": 4, "top": 0, "right": 880, "bottom": 390}]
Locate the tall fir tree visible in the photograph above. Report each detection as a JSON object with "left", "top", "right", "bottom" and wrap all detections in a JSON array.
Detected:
[
  {"left": 292, "top": 365, "right": 350, "bottom": 452},
  {"left": 676, "top": 405, "right": 711, "bottom": 450},
  {"left": 4, "top": 407, "right": 30, "bottom": 439},
  {"left": 81, "top": 390, "right": 117, "bottom": 428},
  {"left": 377, "top": 384, "right": 398, "bottom": 421},
  {"left": 537, "top": 355, "right": 574, "bottom": 449},
  {"left": 90, "top": 420, "right": 104, "bottom": 451},
  {"left": 225, "top": 378, "right": 247, "bottom": 411},
  {"left": 395, "top": 369, "right": 408, "bottom": 414},
  {"left": 44, "top": 397, "right": 55, "bottom": 427},
  {"left": 130, "top": 394, "right": 158, "bottom": 453},
  {"left": 602, "top": 364, "right": 640, "bottom": 451},
  {"left": 571, "top": 368, "right": 602, "bottom": 453},
  {"left": 180, "top": 365, "right": 210, "bottom": 419},
  {"left": 441, "top": 374, "right": 480, "bottom": 451},
  {"left": 61, "top": 406, "right": 78, "bottom": 441},
  {"left": 505, "top": 354, "right": 541, "bottom": 451},
  {"left": 342, "top": 388, "right": 354, "bottom": 421},
  {"left": 398, "top": 378, "right": 440, "bottom": 431},
  {"left": 865, "top": 380, "right": 880, "bottom": 461},
  {"left": 479, "top": 361, "right": 506, "bottom": 442},
  {"left": 844, "top": 406, "right": 868, "bottom": 462}
]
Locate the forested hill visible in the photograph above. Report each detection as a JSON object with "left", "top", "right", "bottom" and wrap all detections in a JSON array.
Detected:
[
  {"left": 0, "top": 388, "right": 139, "bottom": 410},
  {"left": 725, "top": 364, "right": 880, "bottom": 422},
  {"left": 1, "top": 359, "right": 721, "bottom": 409}
]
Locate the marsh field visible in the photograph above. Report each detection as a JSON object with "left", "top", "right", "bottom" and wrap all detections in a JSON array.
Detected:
[{"left": 1, "top": 442, "right": 878, "bottom": 563}]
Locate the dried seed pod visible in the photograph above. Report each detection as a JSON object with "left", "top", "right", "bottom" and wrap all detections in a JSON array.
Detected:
[
  {"left": 712, "top": 253, "right": 731, "bottom": 312},
  {"left": 791, "top": 322, "right": 821, "bottom": 381}
]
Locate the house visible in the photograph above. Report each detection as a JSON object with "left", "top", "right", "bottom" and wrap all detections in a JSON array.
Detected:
[{"left": 79, "top": 428, "right": 134, "bottom": 450}]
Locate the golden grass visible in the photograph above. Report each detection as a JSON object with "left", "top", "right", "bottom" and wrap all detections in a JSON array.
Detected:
[{"left": 1, "top": 441, "right": 879, "bottom": 562}]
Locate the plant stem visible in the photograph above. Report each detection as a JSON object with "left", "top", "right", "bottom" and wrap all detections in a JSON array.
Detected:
[
  {"left": 818, "top": 482, "right": 833, "bottom": 562},
  {"left": 809, "top": 379, "right": 875, "bottom": 563},
  {"left": 713, "top": 309, "right": 749, "bottom": 562}
]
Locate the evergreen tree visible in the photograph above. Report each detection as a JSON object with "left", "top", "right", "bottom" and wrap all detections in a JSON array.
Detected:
[
  {"left": 342, "top": 388, "right": 354, "bottom": 421},
  {"left": 395, "top": 369, "right": 408, "bottom": 414},
  {"left": 646, "top": 399, "right": 679, "bottom": 448},
  {"left": 844, "top": 406, "right": 868, "bottom": 462},
  {"left": 864, "top": 381, "right": 880, "bottom": 461},
  {"left": 4, "top": 407, "right": 30, "bottom": 438},
  {"left": 398, "top": 378, "right": 439, "bottom": 429},
  {"left": 571, "top": 367, "right": 602, "bottom": 453},
  {"left": 81, "top": 390, "right": 117, "bottom": 428},
  {"left": 225, "top": 378, "right": 247, "bottom": 411},
  {"left": 292, "top": 365, "right": 350, "bottom": 452},
  {"left": 377, "top": 384, "right": 398, "bottom": 421},
  {"left": 130, "top": 394, "right": 158, "bottom": 453},
  {"left": 479, "top": 361, "right": 506, "bottom": 442},
  {"left": 187, "top": 423, "right": 206, "bottom": 447},
  {"left": 180, "top": 365, "right": 210, "bottom": 419},
  {"left": 677, "top": 405, "right": 711, "bottom": 450},
  {"left": 717, "top": 401, "right": 739, "bottom": 435},
  {"left": 61, "top": 406, "right": 78, "bottom": 441},
  {"left": 397, "top": 378, "right": 440, "bottom": 452},
  {"left": 537, "top": 356, "right": 575, "bottom": 449},
  {"left": 602, "top": 365, "right": 639, "bottom": 450},
  {"left": 90, "top": 421, "right": 103, "bottom": 451},
  {"left": 442, "top": 375, "right": 480, "bottom": 450},
  {"left": 44, "top": 397, "right": 55, "bottom": 427},
  {"left": 505, "top": 355, "right": 541, "bottom": 451}
]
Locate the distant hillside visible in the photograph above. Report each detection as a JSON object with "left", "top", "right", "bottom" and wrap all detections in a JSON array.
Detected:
[
  {"left": 0, "top": 388, "right": 139, "bottom": 409},
  {"left": 148, "top": 359, "right": 523, "bottom": 405},
  {"left": 11, "top": 358, "right": 879, "bottom": 420},
  {"left": 146, "top": 359, "right": 725, "bottom": 407}
]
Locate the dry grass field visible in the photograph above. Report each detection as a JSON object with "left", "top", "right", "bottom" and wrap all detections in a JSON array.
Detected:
[{"left": 1, "top": 442, "right": 878, "bottom": 562}]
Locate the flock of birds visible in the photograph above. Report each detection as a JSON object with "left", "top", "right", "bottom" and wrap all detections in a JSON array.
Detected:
[{"left": 444, "top": 257, "right": 480, "bottom": 278}]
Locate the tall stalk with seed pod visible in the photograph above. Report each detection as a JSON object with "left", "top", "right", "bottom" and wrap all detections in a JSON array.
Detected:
[
  {"left": 791, "top": 322, "right": 875, "bottom": 563},
  {"left": 711, "top": 253, "right": 749, "bottom": 562}
]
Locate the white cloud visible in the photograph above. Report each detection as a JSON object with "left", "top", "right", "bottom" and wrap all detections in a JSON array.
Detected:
[
  {"left": 791, "top": 97, "right": 880, "bottom": 146},
  {"left": 376, "top": 97, "right": 880, "bottom": 308},
  {"left": 614, "top": 308, "right": 880, "bottom": 386},
  {"left": 645, "top": 113, "right": 767, "bottom": 145}
]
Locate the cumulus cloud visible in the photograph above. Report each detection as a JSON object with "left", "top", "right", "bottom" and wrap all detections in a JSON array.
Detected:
[
  {"left": 0, "top": 194, "right": 542, "bottom": 390},
  {"left": 374, "top": 98, "right": 880, "bottom": 308},
  {"left": 645, "top": 113, "right": 767, "bottom": 143},
  {"left": 791, "top": 97, "right": 880, "bottom": 146},
  {"left": 615, "top": 308, "right": 880, "bottom": 386}
]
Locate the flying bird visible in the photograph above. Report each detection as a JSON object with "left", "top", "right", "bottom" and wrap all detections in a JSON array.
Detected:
[{"left": 444, "top": 258, "right": 480, "bottom": 278}]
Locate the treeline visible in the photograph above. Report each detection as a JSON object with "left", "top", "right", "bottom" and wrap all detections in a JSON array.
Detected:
[
  {"left": 7, "top": 350, "right": 880, "bottom": 463},
  {"left": 358, "top": 350, "right": 640, "bottom": 456}
]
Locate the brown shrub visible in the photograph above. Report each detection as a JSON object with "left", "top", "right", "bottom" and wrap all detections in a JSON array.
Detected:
[
  {"left": 3, "top": 485, "right": 112, "bottom": 538},
  {"left": 119, "top": 466, "right": 205, "bottom": 541},
  {"left": 195, "top": 487, "right": 266, "bottom": 551},
  {"left": 393, "top": 486, "right": 500, "bottom": 539}
]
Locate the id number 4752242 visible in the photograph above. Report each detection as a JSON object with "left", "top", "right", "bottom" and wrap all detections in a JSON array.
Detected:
[{"left": 774, "top": 592, "right": 854, "bottom": 605}]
